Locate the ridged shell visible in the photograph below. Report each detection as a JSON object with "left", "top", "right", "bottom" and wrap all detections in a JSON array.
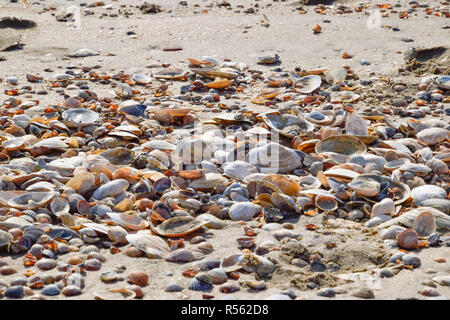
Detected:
[
  {"left": 396, "top": 229, "right": 419, "bottom": 250},
  {"left": 193, "top": 242, "right": 214, "bottom": 254},
  {"left": 351, "top": 287, "right": 375, "bottom": 299},
  {"left": 188, "top": 277, "right": 213, "bottom": 292},
  {"left": 127, "top": 271, "right": 148, "bottom": 287},
  {"left": 206, "top": 268, "right": 227, "bottom": 284},
  {"left": 165, "top": 249, "right": 196, "bottom": 263},
  {"left": 107, "top": 225, "right": 129, "bottom": 244}
]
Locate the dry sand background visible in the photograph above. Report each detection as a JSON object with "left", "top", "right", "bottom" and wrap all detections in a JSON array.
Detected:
[{"left": 0, "top": 0, "right": 449, "bottom": 300}]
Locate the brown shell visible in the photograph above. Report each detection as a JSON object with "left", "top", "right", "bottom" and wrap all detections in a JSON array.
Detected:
[
  {"left": 151, "top": 216, "right": 208, "bottom": 238},
  {"left": 315, "top": 135, "right": 366, "bottom": 156},
  {"left": 127, "top": 271, "right": 148, "bottom": 287},
  {"left": 396, "top": 229, "right": 419, "bottom": 250},
  {"left": 412, "top": 211, "right": 436, "bottom": 237}
]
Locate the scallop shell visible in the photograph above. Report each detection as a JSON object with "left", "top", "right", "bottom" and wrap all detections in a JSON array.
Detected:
[
  {"left": 396, "top": 229, "right": 419, "bottom": 250},
  {"left": 316, "top": 135, "right": 366, "bottom": 156},
  {"left": 125, "top": 230, "right": 171, "bottom": 259},
  {"left": 412, "top": 211, "right": 436, "bottom": 237},
  {"left": 262, "top": 112, "right": 314, "bottom": 138},
  {"left": 315, "top": 195, "right": 338, "bottom": 211},
  {"left": 106, "top": 212, "right": 149, "bottom": 231},
  {"left": 61, "top": 109, "right": 99, "bottom": 127},
  {"left": 151, "top": 216, "right": 208, "bottom": 237}
]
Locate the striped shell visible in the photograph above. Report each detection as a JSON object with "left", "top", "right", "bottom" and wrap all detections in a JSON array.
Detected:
[
  {"left": 351, "top": 287, "right": 375, "bottom": 299},
  {"left": 127, "top": 271, "right": 148, "bottom": 287},
  {"left": 193, "top": 242, "right": 214, "bottom": 254},
  {"left": 165, "top": 249, "right": 196, "bottom": 263},
  {"left": 188, "top": 277, "right": 213, "bottom": 292},
  {"left": 206, "top": 268, "right": 228, "bottom": 285},
  {"left": 107, "top": 226, "right": 128, "bottom": 244}
]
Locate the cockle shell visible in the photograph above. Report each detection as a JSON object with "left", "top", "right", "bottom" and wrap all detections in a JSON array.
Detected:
[
  {"left": 396, "top": 229, "right": 419, "bottom": 250},
  {"left": 127, "top": 271, "right": 148, "bottom": 287},
  {"left": 206, "top": 268, "right": 227, "bottom": 284}
]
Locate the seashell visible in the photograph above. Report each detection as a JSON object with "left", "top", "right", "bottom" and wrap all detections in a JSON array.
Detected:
[
  {"left": 297, "top": 175, "right": 321, "bottom": 190},
  {"left": 345, "top": 114, "right": 368, "bottom": 136},
  {"left": 351, "top": 287, "right": 375, "bottom": 299},
  {"left": 261, "top": 174, "right": 301, "bottom": 196},
  {"left": 236, "top": 237, "right": 255, "bottom": 248},
  {"left": 100, "top": 148, "right": 135, "bottom": 166},
  {"left": 188, "top": 277, "right": 213, "bottom": 292},
  {"left": 127, "top": 271, "right": 148, "bottom": 287},
  {"left": 323, "top": 168, "right": 360, "bottom": 181},
  {"left": 350, "top": 174, "right": 410, "bottom": 205},
  {"left": 61, "top": 109, "right": 99, "bottom": 127},
  {"left": 132, "top": 74, "right": 152, "bottom": 84},
  {"left": 36, "top": 258, "right": 56, "bottom": 271},
  {"left": 125, "top": 246, "right": 143, "bottom": 258},
  {"left": 396, "top": 229, "right": 419, "bottom": 250},
  {"left": 257, "top": 54, "right": 280, "bottom": 64},
  {"left": 371, "top": 198, "right": 395, "bottom": 217},
  {"left": 381, "top": 226, "right": 406, "bottom": 240},
  {"left": 412, "top": 211, "right": 436, "bottom": 237},
  {"left": 3, "top": 135, "right": 38, "bottom": 151},
  {"left": 384, "top": 158, "right": 410, "bottom": 173},
  {"left": 206, "top": 268, "right": 227, "bottom": 285},
  {"left": 240, "top": 253, "right": 275, "bottom": 277},
  {"left": 271, "top": 192, "right": 300, "bottom": 214},
  {"left": 165, "top": 249, "right": 196, "bottom": 263},
  {"left": 229, "top": 202, "right": 261, "bottom": 221},
  {"left": 205, "top": 78, "right": 232, "bottom": 89},
  {"left": 435, "top": 75, "right": 450, "bottom": 90},
  {"left": 126, "top": 230, "right": 171, "bottom": 259},
  {"left": 193, "top": 242, "right": 214, "bottom": 254},
  {"left": 85, "top": 258, "right": 102, "bottom": 271},
  {"left": 411, "top": 185, "right": 447, "bottom": 206},
  {"left": 262, "top": 112, "right": 314, "bottom": 138},
  {"left": 399, "top": 163, "right": 431, "bottom": 176},
  {"left": 151, "top": 216, "right": 208, "bottom": 237},
  {"left": 91, "top": 179, "right": 129, "bottom": 200},
  {"left": 66, "top": 172, "right": 96, "bottom": 194},
  {"left": 348, "top": 179, "right": 380, "bottom": 197},
  {"left": 292, "top": 75, "right": 322, "bottom": 93},
  {"left": 50, "top": 197, "right": 69, "bottom": 217},
  {"left": 196, "top": 214, "right": 225, "bottom": 230},
  {"left": 219, "top": 283, "right": 240, "bottom": 294},
  {"left": 417, "top": 128, "right": 448, "bottom": 145},
  {"left": 315, "top": 195, "right": 338, "bottom": 211},
  {"left": 0, "top": 266, "right": 17, "bottom": 275},
  {"left": 107, "top": 225, "right": 128, "bottom": 244},
  {"left": 106, "top": 212, "right": 149, "bottom": 231},
  {"left": 189, "top": 173, "right": 227, "bottom": 191},
  {"left": 426, "top": 159, "right": 448, "bottom": 175},
  {"left": 316, "top": 135, "right": 366, "bottom": 156},
  {"left": 306, "top": 111, "right": 331, "bottom": 124},
  {"left": 0, "top": 191, "right": 55, "bottom": 210},
  {"left": 223, "top": 161, "right": 258, "bottom": 181},
  {"left": 248, "top": 143, "right": 303, "bottom": 174}
]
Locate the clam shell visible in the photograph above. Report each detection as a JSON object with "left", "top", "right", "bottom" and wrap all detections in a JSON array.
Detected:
[
  {"left": 65, "top": 172, "right": 96, "bottom": 194},
  {"left": 315, "top": 195, "right": 338, "bottom": 211},
  {"left": 420, "top": 199, "right": 450, "bottom": 214},
  {"left": 189, "top": 67, "right": 237, "bottom": 80},
  {"left": 348, "top": 179, "right": 380, "bottom": 197},
  {"left": 261, "top": 174, "right": 301, "bottom": 196},
  {"left": 2, "top": 191, "right": 55, "bottom": 210},
  {"left": 154, "top": 68, "right": 188, "bottom": 80},
  {"left": 316, "top": 135, "right": 366, "bottom": 156},
  {"left": 0, "top": 230, "right": 13, "bottom": 247},
  {"left": 125, "top": 230, "right": 171, "bottom": 259},
  {"left": 297, "top": 175, "right": 321, "bottom": 190},
  {"left": 106, "top": 212, "right": 149, "bottom": 231},
  {"left": 131, "top": 74, "right": 152, "bottom": 84},
  {"left": 411, "top": 185, "right": 447, "bottom": 206},
  {"left": 151, "top": 216, "right": 208, "bottom": 237},
  {"left": 371, "top": 198, "right": 395, "bottom": 217},
  {"left": 61, "top": 109, "right": 99, "bottom": 127},
  {"left": 436, "top": 75, "right": 450, "bottom": 90},
  {"left": 417, "top": 128, "right": 448, "bottom": 145},
  {"left": 189, "top": 173, "right": 227, "bottom": 190},
  {"left": 293, "top": 75, "right": 321, "bottom": 93},
  {"left": 396, "top": 229, "right": 419, "bottom": 250},
  {"left": 100, "top": 148, "right": 135, "bottom": 166},
  {"left": 345, "top": 114, "right": 369, "bottom": 136},
  {"left": 271, "top": 192, "right": 300, "bottom": 214},
  {"left": 166, "top": 249, "right": 196, "bottom": 263},
  {"left": 223, "top": 161, "right": 258, "bottom": 181},
  {"left": 412, "top": 211, "right": 436, "bottom": 237},
  {"left": 248, "top": 143, "right": 303, "bottom": 174},
  {"left": 262, "top": 112, "right": 314, "bottom": 138},
  {"left": 50, "top": 197, "right": 69, "bottom": 217},
  {"left": 229, "top": 202, "right": 261, "bottom": 221}
]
